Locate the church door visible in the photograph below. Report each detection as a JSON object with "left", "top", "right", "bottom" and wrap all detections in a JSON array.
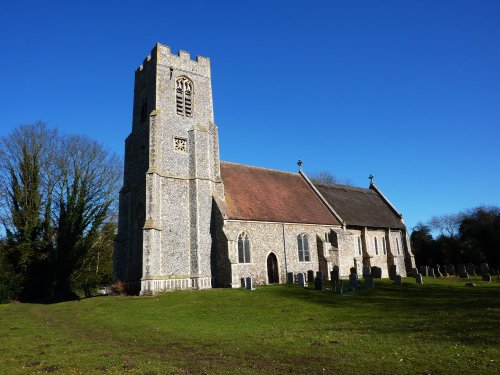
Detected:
[{"left": 267, "top": 253, "right": 279, "bottom": 284}]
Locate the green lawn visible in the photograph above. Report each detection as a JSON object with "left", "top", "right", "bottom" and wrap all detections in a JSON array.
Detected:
[{"left": 1, "top": 277, "right": 499, "bottom": 374}]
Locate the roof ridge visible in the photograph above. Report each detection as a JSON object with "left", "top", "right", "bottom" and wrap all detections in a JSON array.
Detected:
[
  {"left": 314, "top": 181, "right": 371, "bottom": 192},
  {"left": 220, "top": 160, "right": 299, "bottom": 176}
]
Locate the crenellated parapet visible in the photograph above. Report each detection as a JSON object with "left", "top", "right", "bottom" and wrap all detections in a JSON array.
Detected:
[{"left": 135, "top": 42, "right": 210, "bottom": 79}]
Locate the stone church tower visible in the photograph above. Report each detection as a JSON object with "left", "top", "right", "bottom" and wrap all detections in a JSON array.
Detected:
[{"left": 114, "top": 43, "right": 223, "bottom": 294}]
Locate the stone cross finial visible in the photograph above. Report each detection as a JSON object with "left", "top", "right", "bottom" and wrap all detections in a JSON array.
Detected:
[{"left": 369, "top": 174, "right": 374, "bottom": 183}]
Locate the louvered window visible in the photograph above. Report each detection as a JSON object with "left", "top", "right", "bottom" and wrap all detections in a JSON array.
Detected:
[{"left": 176, "top": 77, "right": 193, "bottom": 117}]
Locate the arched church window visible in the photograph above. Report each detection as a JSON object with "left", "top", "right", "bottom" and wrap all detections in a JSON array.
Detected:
[
  {"left": 357, "top": 236, "right": 362, "bottom": 256},
  {"left": 297, "top": 234, "right": 310, "bottom": 262},
  {"left": 176, "top": 77, "right": 193, "bottom": 117},
  {"left": 238, "top": 232, "right": 251, "bottom": 263},
  {"left": 374, "top": 237, "right": 379, "bottom": 255},
  {"left": 396, "top": 237, "right": 400, "bottom": 255},
  {"left": 382, "top": 237, "right": 387, "bottom": 255}
]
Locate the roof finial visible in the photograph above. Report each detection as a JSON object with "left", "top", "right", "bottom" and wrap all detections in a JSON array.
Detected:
[
  {"left": 369, "top": 174, "right": 374, "bottom": 184},
  {"left": 297, "top": 160, "right": 303, "bottom": 171}
]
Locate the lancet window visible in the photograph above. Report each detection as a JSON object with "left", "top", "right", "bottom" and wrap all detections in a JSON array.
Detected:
[
  {"left": 297, "top": 234, "right": 310, "bottom": 262},
  {"left": 238, "top": 232, "right": 251, "bottom": 263}
]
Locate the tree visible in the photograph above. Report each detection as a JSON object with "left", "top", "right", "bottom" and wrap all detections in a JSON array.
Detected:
[
  {"left": 0, "top": 123, "right": 121, "bottom": 301},
  {"left": 309, "top": 171, "right": 354, "bottom": 186},
  {"left": 53, "top": 135, "right": 122, "bottom": 299},
  {"left": 0, "top": 123, "right": 56, "bottom": 299}
]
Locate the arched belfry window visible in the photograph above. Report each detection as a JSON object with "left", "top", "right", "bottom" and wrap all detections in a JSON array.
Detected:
[
  {"left": 238, "top": 232, "right": 251, "bottom": 263},
  {"left": 297, "top": 234, "right": 310, "bottom": 262},
  {"left": 176, "top": 77, "right": 193, "bottom": 117}
]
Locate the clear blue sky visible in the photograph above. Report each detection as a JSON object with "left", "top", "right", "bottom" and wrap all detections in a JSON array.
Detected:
[{"left": 1, "top": 0, "right": 499, "bottom": 232}]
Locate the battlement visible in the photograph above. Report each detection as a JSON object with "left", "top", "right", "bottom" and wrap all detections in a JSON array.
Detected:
[{"left": 135, "top": 42, "right": 210, "bottom": 76}]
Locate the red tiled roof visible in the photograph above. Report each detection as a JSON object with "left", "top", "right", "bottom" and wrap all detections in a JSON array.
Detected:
[{"left": 220, "top": 162, "right": 339, "bottom": 225}]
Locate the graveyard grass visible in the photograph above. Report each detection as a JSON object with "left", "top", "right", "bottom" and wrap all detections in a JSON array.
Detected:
[{"left": 1, "top": 277, "right": 499, "bottom": 374}]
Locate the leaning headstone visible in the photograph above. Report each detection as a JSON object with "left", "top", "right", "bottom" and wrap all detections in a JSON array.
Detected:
[
  {"left": 349, "top": 273, "right": 358, "bottom": 289},
  {"left": 241, "top": 278, "right": 246, "bottom": 288},
  {"left": 350, "top": 267, "right": 357, "bottom": 275},
  {"left": 389, "top": 265, "right": 397, "bottom": 280},
  {"left": 298, "top": 273, "right": 306, "bottom": 288},
  {"left": 482, "top": 273, "right": 492, "bottom": 282},
  {"left": 365, "top": 275, "right": 374, "bottom": 288},
  {"left": 246, "top": 277, "right": 255, "bottom": 290},
  {"left": 314, "top": 276, "right": 323, "bottom": 290},
  {"left": 416, "top": 273, "right": 423, "bottom": 285},
  {"left": 435, "top": 265, "right": 442, "bottom": 277},
  {"left": 446, "top": 264, "right": 455, "bottom": 276},
  {"left": 393, "top": 275, "right": 402, "bottom": 285},
  {"left": 428, "top": 267, "right": 435, "bottom": 277},
  {"left": 363, "top": 265, "right": 371, "bottom": 279},
  {"left": 316, "top": 271, "right": 323, "bottom": 280},
  {"left": 479, "top": 263, "right": 489, "bottom": 275},
  {"left": 287, "top": 272, "right": 294, "bottom": 284},
  {"left": 307, "top": 270, "right": 315, "bottom": 282},
  {"left": 420, "top": 266, "right": 428, "bottom": 277},
  {"left": 466, "top": 263, "right": 476, "bottom": 276}
]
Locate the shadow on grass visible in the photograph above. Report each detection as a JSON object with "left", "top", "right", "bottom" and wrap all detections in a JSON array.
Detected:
[{"left": 268, "top": 278, "right": 500, "bottom": 345}]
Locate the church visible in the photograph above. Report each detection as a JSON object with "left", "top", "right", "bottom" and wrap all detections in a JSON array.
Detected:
[{"left": 113, "top": 43, "right": 415, "bottom": 295}]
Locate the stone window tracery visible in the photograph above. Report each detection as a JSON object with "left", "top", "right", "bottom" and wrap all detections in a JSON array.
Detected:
[
  {"left": 297, "top": 234, "right": 310, "bottom": 262},
  {"left": 238, "top": 232, "right": 251, "bottom": 263},
  {"left": 176, "top": 77, "right": 193, "bottom": 117}
]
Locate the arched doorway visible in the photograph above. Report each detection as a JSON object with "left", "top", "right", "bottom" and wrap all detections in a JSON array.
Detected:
[{"left": 267, "top": 253, "right": 279, "bottom": 284}]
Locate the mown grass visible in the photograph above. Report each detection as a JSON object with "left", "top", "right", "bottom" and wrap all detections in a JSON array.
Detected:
[{"left": 1, "top": 277, "right": 499, "bottom": 374}]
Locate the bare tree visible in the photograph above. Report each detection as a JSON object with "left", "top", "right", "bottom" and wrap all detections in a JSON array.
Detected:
[{"left": 308, "top": 171, "right": 354, "bottom": 186}]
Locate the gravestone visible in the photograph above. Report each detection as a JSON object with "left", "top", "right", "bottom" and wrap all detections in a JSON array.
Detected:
[
  {"left": 298, "top": 273, "right": 306, "bottom": 288},
  {"left": 466, "top": 263, "right": 476, "bottom": 276},
  {"left": 434, "top": 265, "right": 442, "bottom": 277},
  {"left": 314, "top": 276, "right": 323, "bottom": 290},
  {"left": 411, "top": 268, "right": 418, "bottom": 278},
  {"left": 365, "top": 275, "right": 374, "bottom": 288},
  {"left": 479, "top": 263, "right": 489, "bottom": 275},
  {"left": 389, "top": 265, "right": 397, "bottom": 280},
  {"left": 241, "top": 278, "right": 246, "bottom": 288},
  {"left": 440, "top": 265, "right": 448, "bottom": 277},
  {"left": 307, "top": 270, "right": 315, "bottom": 282},
  {"left": 416, "top": 273, "right": 423, "bottom": 285},
  {"left": 246, "top": 277, "right": 255, "bottom": 290},
  {"left": 482, "top": 273, "right": 492, "bottom": 282},
  {"left": 393, "top": 275, "right": 402, "bottom": 285},
  {"left": 316, "top": 271, "right": 323, "bottom": 280},
  {"left": 363, "top": 265, "right": 371, "bottom": 279},
  {"left": 446, "top": 264, "right": 455, "bottom": 276},
  {"left": 420, "top": 266, "right": 428, "bottom": 277},
  {"left": 428, "top": 267, "right": 435, "bottom": 277},
  {"left": 371, "top": 266, "right": 382, "bottom": 279},
  {"left": 349, "top": 273, "right": 358, "bottom": 289},
  {"left": 350, "top": 267, "right": 357, "bottom": 275},
  {"left": 287, "top": 272, "right": 294, "bottom": 284}
]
